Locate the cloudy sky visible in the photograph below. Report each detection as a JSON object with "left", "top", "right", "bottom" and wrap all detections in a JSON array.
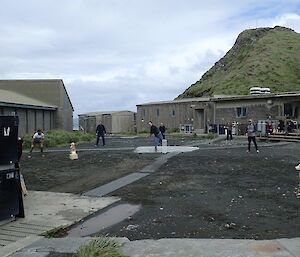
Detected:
[{"left": 0, "top": 0, "right": 300, "bottom": 115}]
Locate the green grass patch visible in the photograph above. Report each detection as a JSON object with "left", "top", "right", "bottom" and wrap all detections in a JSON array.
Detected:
[
  {"left": 22, "top": 130, "right": 94, "bottom": 149},
  {"left": 74, "top": 236, "right": 127, "bottom": 257}
]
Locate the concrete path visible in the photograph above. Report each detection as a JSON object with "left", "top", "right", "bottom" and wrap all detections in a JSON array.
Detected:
[
  {"left": 7, "top": 237, "right": 300, "bottom": 257},
  {"left": 134, "top": 146, "right": 199, "bottom": 153},
  {"left": 0, "top": 191, "right": 119, "bottom": 257}
]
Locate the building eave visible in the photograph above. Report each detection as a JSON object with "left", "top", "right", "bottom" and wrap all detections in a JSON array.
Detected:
[{"left": 0, "top": 102, "right": 57, "bottom": 110}]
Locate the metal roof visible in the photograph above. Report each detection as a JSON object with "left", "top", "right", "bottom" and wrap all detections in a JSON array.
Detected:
[
  {"left": 0, "top": 89, "right": 57, "bottom": 110},
  {"left": 78, "top": 110, "right": 135, "bottom": 116},
  {"left": 137, "top": 91, "right": 300, "bottom": 106},
  {"left": 212, "top": 91, "right": 300, "bottom": 101},
  {"left": 137, "top": 97, "right": 211, "bottom": 106}
]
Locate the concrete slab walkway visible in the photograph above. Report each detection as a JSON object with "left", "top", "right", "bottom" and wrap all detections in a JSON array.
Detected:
[
  {"left": 7, "top": 237, "right": 300, "bottom": 257},
  {"left": 0, "top": 191, "right": 119, "bottom": 257},
  {"left": 121, "top": 238, "right": 300, "bottom": 257},
  {"left": 134, "top": 146, "right": 199, "bottom": 153}
]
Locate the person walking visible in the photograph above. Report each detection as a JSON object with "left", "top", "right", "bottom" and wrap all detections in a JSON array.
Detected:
[
  {"left": 159, "top": 122, "right": 166, "bottom": 140},
  {"left": 149, "top": 121, "right": 163, "bottom": 152},
  {"left": 246, "top": 119, "right": 259, "bottom": 153},
  {"left": 28, "top": 129, "right": 45, "bottom": 158},
  {"left": 95, "top": 121, "right": 106, "bottom": 147}
]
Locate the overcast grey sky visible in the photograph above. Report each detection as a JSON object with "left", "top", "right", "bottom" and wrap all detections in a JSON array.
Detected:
[{"left": 0, "top": 0, "right": 300, "bottom": 115}]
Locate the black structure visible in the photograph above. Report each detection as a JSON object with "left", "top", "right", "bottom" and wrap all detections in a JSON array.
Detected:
[
  {"left": 0, "top": 116, "right": 24, "bottom": 221},
  {"left": 0, "top": 116, "right": 19, "bottom": 165}
]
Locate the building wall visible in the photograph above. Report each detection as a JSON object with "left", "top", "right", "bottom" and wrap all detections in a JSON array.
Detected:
[
  {"left": 137, "top": 102, "right": 203, "bottom": 133},
  {"left": 78, "top": 115, "right": 96, "bottom": 133},
  {"left": 16, "top": 109, "right": 26, "bottom": 136},
  {"left": 101, "top": 114, "right": 112, "bottom": 133},
  {"left": 44, "top": 111, "right": 51, "bottom": 131},
  {"left": 52, "top": 85, "right": 74, "bottom": 131},
  {"left": 79, "top": 112, "right": 136, "bottom": 134},
  {"left": 0, "top": 107, "right": 54, "bottom": 136},
  {"left": 215, "top": 97, "right": 300, "bottom": 127},
  {"left": 111, "top": 112, "right": 135, "bottom": 133}
]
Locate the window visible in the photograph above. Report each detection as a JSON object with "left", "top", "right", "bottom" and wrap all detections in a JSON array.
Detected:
[
  {"left": 157, "top": 109, "right": 160, "bottom": 116},
  {"left": 236, "top": 107, "right": 247, "bottom": 118},
  {"left": 143, "top": 109, "right": 146, "bottom": 116},
  {"left": 172, "top": 109, "right": 175, "bottom": 116},
  {"left": 284, "top": 104, "right": 293, "bottom": 117}
]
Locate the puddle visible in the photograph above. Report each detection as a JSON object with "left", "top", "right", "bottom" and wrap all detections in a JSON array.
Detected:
[{"left": 67, "top": 203, "right": 141, "bottom": 237}]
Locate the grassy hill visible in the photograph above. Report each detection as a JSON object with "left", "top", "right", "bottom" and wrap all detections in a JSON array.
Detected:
[{"left": 177, "top": 26, "right": 300, "bottom": 98}]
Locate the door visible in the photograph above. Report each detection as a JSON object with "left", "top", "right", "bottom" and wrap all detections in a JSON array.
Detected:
[{"left": 194, "top": 109, "right": 204, "bottom": 130}]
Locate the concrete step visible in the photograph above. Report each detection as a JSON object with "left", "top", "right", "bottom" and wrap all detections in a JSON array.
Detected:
[
  {"left": 0, "top": 233, "right": 24, "bottom": 242},
  {"left": 8, "top": 223, "right": 49, "bottom": 232},
  {"left": 0, "top": 230, "right": 29, "bottom": 238},
  {"left": 0, "top": 238, "right": 14, "bottom": 246},
  {"left": 0, "top": 226, "right": 42, "bottom": 235}
]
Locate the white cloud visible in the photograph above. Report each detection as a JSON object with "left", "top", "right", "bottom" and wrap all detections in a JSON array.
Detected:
[
  {"left": 0, "top": 0, "right": 299, "bottom": 115},
  {"left": 270, "top": 13, "right": 300, "bottom": 31}
]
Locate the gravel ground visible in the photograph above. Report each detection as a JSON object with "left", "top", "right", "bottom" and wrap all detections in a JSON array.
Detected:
[
  {"left": 99, "top": 140, "right": 300, "bottom": 240},
  {"left": 20, "top": 136, "right": 300, "bottom": 240}
]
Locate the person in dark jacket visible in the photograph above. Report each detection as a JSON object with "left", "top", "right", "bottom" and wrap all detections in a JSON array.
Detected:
[
  {"left": 225, "top": 122, "right": 233, "bottom": 140},
  {"left": 149, "top": 121, "right": 163, "bottom": 151},
  {"left": 17, "top": 137, "right": 24, "bottom": 162},
  {"left": 95, "top": 121, "right": 106, "bottom": 147},
  {"left": 246, "top": 119, "right": 259, "bottom": 153},
  {"left": 159, "top": 122, "right": 166, "bottom": 140},
  {"left": 17, "top": 137, "right": 28, "bottom": 196}
]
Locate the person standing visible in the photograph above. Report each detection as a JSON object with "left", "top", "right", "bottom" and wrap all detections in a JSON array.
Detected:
[
  {"left": 29, "top": 129, "right": 45, "bottom": 158},
  {"left": 17, "top": 137, "right": 28, "bottom": 196},
  {"left": 17, "top": 137, "right": 24, "bottom": 162},
  {"left": 266, "top": 121, "right": 273, "bottom": 136},
  {"left": 159, "top": 122, "right": 166, "bottom": 140},
  {"left": 225, "top": 122, "right": 233, "bottom": 140},
  {"left": 246, "top": 119, "right": 259, "bottom": 153},
  {"left": 95, "top": 121, "right": 106, "bottom": 147},
  {"left": 149, "top": 121, "right": 163, "bottom": 152}
]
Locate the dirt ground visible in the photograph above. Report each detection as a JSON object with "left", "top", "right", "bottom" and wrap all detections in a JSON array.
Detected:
[{"left": 21, "top": 136, "right": 300, "bottom": 240}]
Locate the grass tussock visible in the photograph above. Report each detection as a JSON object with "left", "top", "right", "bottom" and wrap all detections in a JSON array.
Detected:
[{"left": 74, "top": 237, "right": 127, "bottom": 257}]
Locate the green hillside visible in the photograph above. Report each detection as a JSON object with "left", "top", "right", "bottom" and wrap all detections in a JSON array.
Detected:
[{"left": 177, "top": 26, "right": 300, "bottom": 98}]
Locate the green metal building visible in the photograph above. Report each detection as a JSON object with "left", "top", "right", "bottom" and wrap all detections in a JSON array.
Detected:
[{"left": 0, "top": 79, "right": 74, "bottom": 135}]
